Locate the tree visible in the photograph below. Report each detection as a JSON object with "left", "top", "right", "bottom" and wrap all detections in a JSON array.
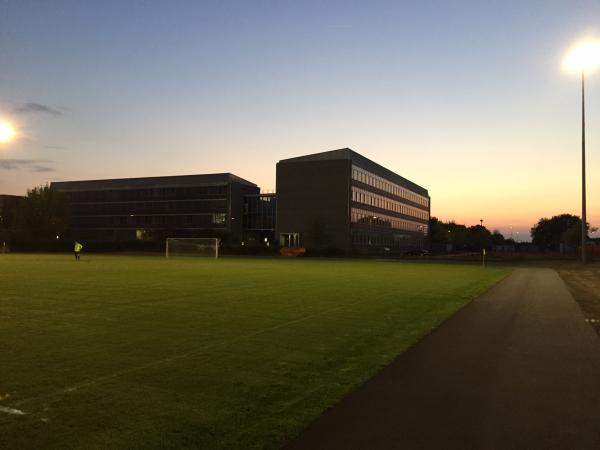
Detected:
[
  {"left": 562, "top": 222, "right": 599, "bottom": 248},
  {"left": 447, "top": 221, "right": 470, "bottom": 250},
  {"left": 429, "top": 217, "right": 450, "bottom": 244},
  {"left": 491, "top": 229, "right": 506, "bottom": 246},
  {"left": 429, "top": 218, "right": 494, "bottom": 251},
  {"left": 530, "top": 214, "right": 583, "bottom": 251},
  {"left": 562, "top": 223, "right": 581, "bottom": 248},
  {"left": 467, "top": 225, "right": 493, "bottom": 251},
  {"left": 15, "top": 184, "right": 70, "bottom": 243}
]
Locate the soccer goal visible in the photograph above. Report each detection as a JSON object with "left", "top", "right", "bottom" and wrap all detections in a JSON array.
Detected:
[{"left": 165, "top": 238, "right": 220, "bottom": 259}]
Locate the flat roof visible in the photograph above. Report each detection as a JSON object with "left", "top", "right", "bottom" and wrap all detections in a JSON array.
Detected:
[
  {"left": 0, "top": 194, "right": 24, "bottom": 200},
  {"left": 52, "top": 173, "right": 257, "bottom": 191},
  {"left": 278, "top": 148, "right": 428, "bottom": 196}
]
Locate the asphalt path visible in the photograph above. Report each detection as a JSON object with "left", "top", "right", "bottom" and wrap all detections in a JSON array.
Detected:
[{"left": 284, "top": 268, "right": 600, "bottom": 450}]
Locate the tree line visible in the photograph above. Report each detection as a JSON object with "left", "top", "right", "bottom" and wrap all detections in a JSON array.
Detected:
[
  {"left": 530, "top": 214, "right": 594, "bottom": 251},
  {"left": 1, "top": 184, "right": 70, "bottom": 251},
  {"left": 428, "top": 217, "right": 510, "bottom": 251},
  {"left": 430, "top": 214, "right": 593, "bottom": 252}
]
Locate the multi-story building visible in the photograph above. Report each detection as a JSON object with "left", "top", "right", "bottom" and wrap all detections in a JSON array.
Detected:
[
  {"left": 51, "top": 174, "right": 259, "bottom": 243},
  {"left": 51, "top": 148, "right": 429, "bottom": 254},
  {"left": 276, "top": 148, "right": 429, "bottom": 254}
]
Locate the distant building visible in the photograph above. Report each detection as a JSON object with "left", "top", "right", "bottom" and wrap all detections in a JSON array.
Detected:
[
  {"left": 51, "top": 148, "right": 429, "bottom": 254},
  {"left": 276, "top": 148, "right": 430, "bottom": 254},
  {"left": 52, "top": 174, "right": 259, "bottom": 244}
]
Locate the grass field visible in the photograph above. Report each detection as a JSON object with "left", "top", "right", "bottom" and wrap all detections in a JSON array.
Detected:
[
  {"left": 0, "top": 254, "right": 508, "bottom": 449},
  {"left": 558, "top": 266, "right": 600, "bottom": 335}
]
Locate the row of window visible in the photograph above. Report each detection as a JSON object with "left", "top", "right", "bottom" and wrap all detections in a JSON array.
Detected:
[
  {"left": 243, "top": 195, "right": 276, "bottom": 230},
  {"left": 243, "top": 196, "right": 276, "bottom": 215},
  {"left": 243, "top": 214, "right": 275, "bottom": 230},
  {"left": 351, "top": 187, "right": 428, "bottom": 220},
  {"left": 68, "top": 185, "right": 229, "bottom": 203},
  {"left": 72, "top": 213, "right": 227, "bottom": 228},
  {"left": 351, "top": 232, "right": 423, "bottom": 248},
  {"left": 71, "top": 199, "right": 227, "bottom": 215},
  {"left": 352, "top": 166, "right": 429, "bottom": 207},
  {"left": 351, "top": 208, "right": 429, "bottom": 234}
]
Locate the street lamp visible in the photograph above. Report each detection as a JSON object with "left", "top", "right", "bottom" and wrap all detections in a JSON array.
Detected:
[
  {"left": 563, "top": 39, "right": 600, "bottom": 264},
  {"left": 0, "top": 120, "right": 16, "bottom": 144}
]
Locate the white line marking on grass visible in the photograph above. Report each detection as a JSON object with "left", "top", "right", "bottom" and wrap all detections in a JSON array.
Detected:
[
  {"left": 14, "top": 295, "right": 377, "bottom": 409},
  {"left": 0, "top": 406, "right": 26, "bottom": 415}
]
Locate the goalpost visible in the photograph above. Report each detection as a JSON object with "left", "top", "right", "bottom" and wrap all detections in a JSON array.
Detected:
[{"left": 165, "top": 238, "right": 220, "bottom": 259}]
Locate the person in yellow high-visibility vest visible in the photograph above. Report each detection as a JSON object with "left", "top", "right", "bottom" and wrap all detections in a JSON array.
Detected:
[{"left": 74, "top": 241, "right": 83, "bottom": 261}]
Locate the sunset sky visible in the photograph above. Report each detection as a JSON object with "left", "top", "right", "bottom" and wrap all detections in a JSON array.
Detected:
[{"left": 2, "top": 0, "right": 600, "bottom": 240}]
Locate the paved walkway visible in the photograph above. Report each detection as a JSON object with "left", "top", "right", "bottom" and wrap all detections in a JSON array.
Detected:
[{"left": 284, "top": 268, "right": 600, "bottom": 450}]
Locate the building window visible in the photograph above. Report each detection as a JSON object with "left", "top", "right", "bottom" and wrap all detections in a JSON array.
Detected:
[
  {"left": 351, "top": 186, "right": 429, "bottom": 222},
  {"left": 212, "top": 213, "right": 226, "bottom": 225},
  {"left": 352, "top": 165, "right": 428, "bottom": 208}
]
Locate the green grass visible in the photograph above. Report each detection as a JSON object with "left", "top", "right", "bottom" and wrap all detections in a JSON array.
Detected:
[{"left": 0, "top": 254, "right": 508, "bottom": 449}]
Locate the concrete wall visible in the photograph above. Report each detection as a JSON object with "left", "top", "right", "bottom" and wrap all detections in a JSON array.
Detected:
[{"left": 276, "top": 159, "right": 351, "bottom": 251}]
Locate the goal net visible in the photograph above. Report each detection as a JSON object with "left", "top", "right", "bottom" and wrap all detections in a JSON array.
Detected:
[{"left": 166, "top": 238, "right": 220, "bottom": 259}]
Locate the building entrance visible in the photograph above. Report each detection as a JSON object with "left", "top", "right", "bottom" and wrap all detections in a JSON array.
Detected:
[{"left": 280, "top": 232, "right": 300, "bottom": 248}]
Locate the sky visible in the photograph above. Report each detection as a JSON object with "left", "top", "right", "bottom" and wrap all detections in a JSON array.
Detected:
[{"left": 1, "top": 0, "right": 600, "bottom": 241}]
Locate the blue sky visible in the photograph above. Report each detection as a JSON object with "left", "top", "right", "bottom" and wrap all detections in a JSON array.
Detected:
[{"left": 1, "top": 0, "right": 600, "bottom": 238}]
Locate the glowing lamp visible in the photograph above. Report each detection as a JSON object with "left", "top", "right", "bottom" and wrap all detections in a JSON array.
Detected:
[
  {"left": 0, "top": 121, "right": 15, "bottom": 143},
  {"left": 563, "top": 40, "right": 600, "bottom": 74}
]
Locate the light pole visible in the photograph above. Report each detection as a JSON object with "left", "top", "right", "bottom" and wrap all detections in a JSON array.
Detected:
[
  {"left": 582, "top": 70, "right": 587, "bottom": 264},
  {"left": 0, "top": 120, "right": 16, "bottom": 144},
  {"left": 563, "top": 39, "right": 600, "bottom": 264}
]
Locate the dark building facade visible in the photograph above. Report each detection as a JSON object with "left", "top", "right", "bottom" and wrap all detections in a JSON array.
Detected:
[
  {"left": 52, "top": 174, "right": 259, "bottom": 243},
  {"left": 276, "top": 148, "right": 430, "bottom": 254},
  {"left": 50, "top": 148, "right": 429, "bottom": 253},
  {"left": 242, "top": 193, "right": 276, "bottom": 246}
]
